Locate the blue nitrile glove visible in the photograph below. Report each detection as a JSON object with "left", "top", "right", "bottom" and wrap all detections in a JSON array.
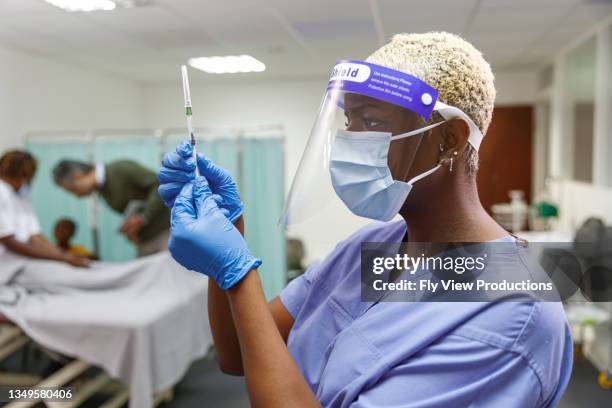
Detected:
[
  {"left": 158, "top": 147, "right": 229, "bottom": 216},
  {"left": 169, "top": 176, "right": 261, "bottom": 289},
  {"left": 158, "top": 141, "right": 244, "bottom": 223}
]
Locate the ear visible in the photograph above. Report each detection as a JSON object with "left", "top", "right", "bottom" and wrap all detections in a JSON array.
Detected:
[{"left": 439, "top": 118, "right": 469, "bottom": 158}]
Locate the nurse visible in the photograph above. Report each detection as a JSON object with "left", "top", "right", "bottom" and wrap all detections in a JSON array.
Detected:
[
  {"left": 0, "top": 150, "right": 88, "bottom": 266},
  {"left": 158, "top": 32, "right": 573, "bottom": 407}
]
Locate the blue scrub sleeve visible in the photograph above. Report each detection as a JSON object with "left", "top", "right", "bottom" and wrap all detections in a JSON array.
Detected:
[
  {"left": 350, "top": 334, "right": 548, "bottom": 408},
  {"left": 279, "top": 262, "right": 322, "bottom": 319}
]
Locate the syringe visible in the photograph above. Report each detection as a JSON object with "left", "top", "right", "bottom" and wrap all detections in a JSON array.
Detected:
[{"left": 181, "top": 65, "right": 200, "bottom": 177}]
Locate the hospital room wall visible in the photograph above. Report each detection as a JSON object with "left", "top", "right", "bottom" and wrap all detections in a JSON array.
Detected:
[
  {"left": 142, "top": 69, "right": 539, "bottom": 265},
  {"left": 0, "top": 41, "right": 541, "bottom": 266},
  {"left": 0, "top": 43, "right": 145, "bottom": 151},
  {"left": 538, "top": 17, "right": 612, "bottom": 233}
]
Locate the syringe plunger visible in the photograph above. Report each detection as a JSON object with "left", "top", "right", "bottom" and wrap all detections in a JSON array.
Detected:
[
  {"left": 181, "top": 65, "right": 192, "bottom": 109},
  {"left": 181, "top": 65, "right": 199, "bottom": 177}
]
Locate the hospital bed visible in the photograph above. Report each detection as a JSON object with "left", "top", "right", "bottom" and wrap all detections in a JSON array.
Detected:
[
  {"left": 0, "top": 327, "right": 125, "bottom": 408},
  {"left": 1, "top": 360, "right": 171, "bottom": 408},
  {"left": 0, "top": 252, "right": 213, "bottom": 407},
  {"left": 0, "top": 322, "right": 33, "bottom": 386}
]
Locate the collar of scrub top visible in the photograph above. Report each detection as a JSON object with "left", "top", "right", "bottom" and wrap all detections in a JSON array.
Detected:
[{"left": 95, "top": 163, "right": 105, "bottom": 188}]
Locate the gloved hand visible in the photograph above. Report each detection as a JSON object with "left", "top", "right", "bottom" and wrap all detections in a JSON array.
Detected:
[
  {"left": 158, "top": 142, "right": 244, "bottom": 223},
  {"left": 169, "top": 176, "right": 261, "bottom": 289}
]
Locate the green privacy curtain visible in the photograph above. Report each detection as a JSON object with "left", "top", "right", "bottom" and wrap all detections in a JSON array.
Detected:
[
  {"left": 25, "top": 129, "right": 286, "bottom": 286},
  {"left": 241, "top": 137, "right": 286, "bottom": 299},
  {"left": 93, "top": 134, "right": 161, "bottom": 261},
  {"left": 26, "top": 138, "right": 94, "bottom": 253}
]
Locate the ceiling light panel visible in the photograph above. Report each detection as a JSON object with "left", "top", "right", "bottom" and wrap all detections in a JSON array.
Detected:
[
  {"left": 44, "top": 0, "right": 117, "bottom": 12},
  {"left": 188, "top": 55, "right": 266, "bottom": 74}
]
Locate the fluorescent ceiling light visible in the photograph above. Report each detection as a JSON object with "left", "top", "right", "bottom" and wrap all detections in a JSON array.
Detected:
[
  {"left": 188, "top": 55, "right": 266, "bottom": 74},
  {"left": 44, "top": 0, "right": 116, "bottom": 12}
]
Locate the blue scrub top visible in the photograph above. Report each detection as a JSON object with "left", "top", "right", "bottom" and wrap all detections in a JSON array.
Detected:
[{"left": 280, "top": 220, "right": 573, "bottom": 407}]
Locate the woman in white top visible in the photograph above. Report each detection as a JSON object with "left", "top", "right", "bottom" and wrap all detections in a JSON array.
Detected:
[{"left": 0, "top": 150, "right": 88, "bottom": 267}]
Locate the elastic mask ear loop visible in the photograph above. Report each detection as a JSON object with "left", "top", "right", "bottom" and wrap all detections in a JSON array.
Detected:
[
  {"left": 407, "top": 164, "right": 442, "bottom": 185},
  {"left": 390, "top": 120, "right": 447, "bottom": 141},
  {"left": 392, "top": 120, "right": 446, "bottom": 184}
]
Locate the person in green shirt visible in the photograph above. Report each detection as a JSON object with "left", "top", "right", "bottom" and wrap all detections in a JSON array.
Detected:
[{"left": 52, "top": 159, "right": 170, "bottom": 257}]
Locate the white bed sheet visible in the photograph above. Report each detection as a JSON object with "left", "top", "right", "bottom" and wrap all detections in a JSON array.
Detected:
[{"left": 0, "top": 251, "right": 212, "bottom": 408}]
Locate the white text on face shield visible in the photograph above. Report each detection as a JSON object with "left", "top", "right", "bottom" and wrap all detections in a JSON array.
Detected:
[{"left": 329, "top": 63, "right": 371, "bottom": 83}]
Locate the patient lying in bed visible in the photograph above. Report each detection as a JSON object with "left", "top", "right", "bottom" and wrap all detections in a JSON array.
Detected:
[{"left": 0, "top": 251, "right": 212, "bottom": 408}]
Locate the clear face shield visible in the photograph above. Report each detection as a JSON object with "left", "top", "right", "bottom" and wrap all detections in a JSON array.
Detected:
[{"left": 280, "top": 60, "right": 483, "bottom": 227}]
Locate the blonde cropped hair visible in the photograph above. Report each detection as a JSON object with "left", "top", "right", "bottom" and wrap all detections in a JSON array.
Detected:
[{"left": 366, "top": 32, "right": 496, "bottom": 172}]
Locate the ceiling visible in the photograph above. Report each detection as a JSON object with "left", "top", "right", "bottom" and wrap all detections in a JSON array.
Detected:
[{"left": 0, "top": 0, "right": 611, "bottom": 83}]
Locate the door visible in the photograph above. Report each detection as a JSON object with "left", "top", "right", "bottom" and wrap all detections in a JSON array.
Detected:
[{"left": 477, "top": 106, "right": 533, "bottom": 214}]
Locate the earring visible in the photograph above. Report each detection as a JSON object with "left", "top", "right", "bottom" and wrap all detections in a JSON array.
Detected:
[
  {"left": 439, "top": 144, "right": 444, "bottom": 152},
  {"left": 449, "top": 151, "right": 458, "bottom": 172}
]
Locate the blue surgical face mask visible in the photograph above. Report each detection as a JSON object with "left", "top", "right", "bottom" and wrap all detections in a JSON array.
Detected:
[
  {"left": 18, "top": 183, "right": 32, "bottom": 199},
  {"left": 329, "top": 122, "right": 446, "bottom": 221}
]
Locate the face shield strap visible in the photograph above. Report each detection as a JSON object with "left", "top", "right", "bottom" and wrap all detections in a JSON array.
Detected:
[{"left": 433, "top": 101, "right": 483, "bottom": 151}]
